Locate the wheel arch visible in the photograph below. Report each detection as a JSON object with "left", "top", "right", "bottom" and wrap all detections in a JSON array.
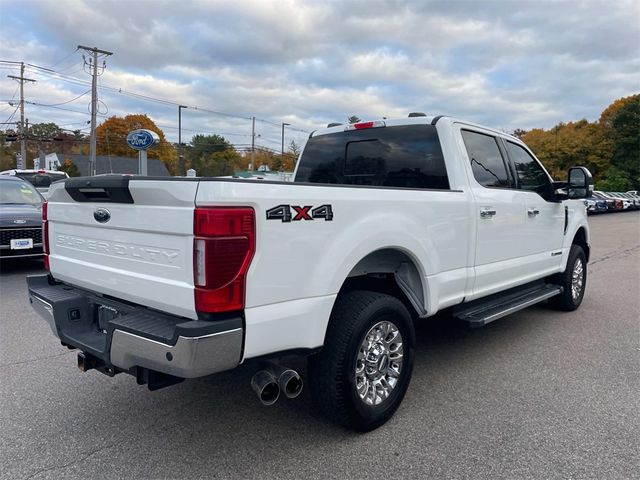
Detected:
[
  {"left": 336, "top": 247, "right": 428, "bottom": 318},
  {"left": 572, "top": 226, "right": 590, "bottom": 262}
]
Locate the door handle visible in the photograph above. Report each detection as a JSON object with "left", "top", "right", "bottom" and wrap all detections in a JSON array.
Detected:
[
  {"left": 527, "top": 208, "right": 540, "bottom": 216},
  {"left": 480, "top": 209, "right": 497, "bottom": 218}
]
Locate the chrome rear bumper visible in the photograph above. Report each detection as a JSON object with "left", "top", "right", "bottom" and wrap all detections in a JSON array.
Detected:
[{"left": 27, "top": 274, "right": 243, "bottom": 379}]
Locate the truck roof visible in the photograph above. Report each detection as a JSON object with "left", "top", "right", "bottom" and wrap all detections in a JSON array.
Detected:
[{"left": 311, "top": 115, "right": 520, "bottom": 142}]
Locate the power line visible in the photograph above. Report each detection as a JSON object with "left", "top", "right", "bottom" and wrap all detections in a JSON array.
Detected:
[
  {"left": 2, "top": 104, "right": 19, "bottom": 126},
  {"left": 34, "top": 90, "right": 91, "bottom": 107},
  {"left": 47, "top": 50, "right": 78, "bottom": 69},
  {"left": 22, "top": 63, "right": 311, "bottom": 133},
  {"left": 24, "top": 100, "right": 103, "bottom": 118}
]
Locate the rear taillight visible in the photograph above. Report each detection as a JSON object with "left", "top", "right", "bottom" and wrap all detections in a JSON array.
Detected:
[
  {"left": 193, "top": 207, "right": 255, "bottom": 313},
  {"left": 42, "top": 202, "right": 50, "bottom": 270}
]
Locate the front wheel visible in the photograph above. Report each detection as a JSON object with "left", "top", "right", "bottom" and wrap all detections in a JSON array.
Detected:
[
  {"left": 548, "top": 244, "right": 587, "bottom": 311},
  {"left": 308, "top": 290, "right": 415, "bottom": 431}
]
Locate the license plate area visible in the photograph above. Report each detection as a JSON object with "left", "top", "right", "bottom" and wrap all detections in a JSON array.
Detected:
[{"left": 10, "top": 238, "right": 33, "bottom": 249}]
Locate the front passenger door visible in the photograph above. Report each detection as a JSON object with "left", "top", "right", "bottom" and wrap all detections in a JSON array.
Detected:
[{"left": 503, "top": 140, "right": 565, "bottom": 276}]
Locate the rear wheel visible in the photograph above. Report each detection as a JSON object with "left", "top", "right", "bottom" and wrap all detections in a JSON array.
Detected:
[
  {"left": 308, "top": 290, "right": 415, "bottom": 431},
  {"left": 548, "top": 244, "right": 587, "bottom": 311}
]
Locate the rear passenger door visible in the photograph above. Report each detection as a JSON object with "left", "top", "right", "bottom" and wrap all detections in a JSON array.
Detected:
[{"left": 459, "top": 128, "right": 530, "bottom": 298}]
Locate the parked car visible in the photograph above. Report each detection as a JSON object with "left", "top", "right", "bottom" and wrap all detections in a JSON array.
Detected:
[
  {"left": 592, "top": 191, "right": 617, "bottom": 211},
  {"left": 596, "top": 191, "right": 627, "bottom": 211},
  {"left": 0, "top": 169, "right": 69, "bottom": 197},
  {"left": 626, "top": 192, "right": 640, "bottom": 208},
  {"left": 0, "top": 176, "right": 45, "bottom": 260},
  {"left": 616, "top": 192, "right": 639, "bottom": 209},
  {"left": 584, "top": 198, "right": 606, "bottom": 214},
  {"left": 606, "top": 192, "right": 633, "bottom": 210}
]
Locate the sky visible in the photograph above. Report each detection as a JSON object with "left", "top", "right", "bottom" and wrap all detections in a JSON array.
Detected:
[{"left": 0, "top": 0, "right": 638, "bottom": 152}]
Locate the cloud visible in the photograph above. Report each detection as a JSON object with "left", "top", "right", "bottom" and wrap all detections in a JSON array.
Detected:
[{"left": 0, "top": 0, "right": 637, "bottom": 151}]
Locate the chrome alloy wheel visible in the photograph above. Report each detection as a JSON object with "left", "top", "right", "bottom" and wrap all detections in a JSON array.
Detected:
[
  {"left": 571, "top": 258, "right": 584, "bottom": 301},
  {"left": 355, "top": 320, "right": 404, "bottom": 406}
]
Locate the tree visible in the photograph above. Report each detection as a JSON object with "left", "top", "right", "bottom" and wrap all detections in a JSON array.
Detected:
[
  {"left": 192, "top": 149, "right": 243, "bottom": 177},
  {"left": 270, "top": 156, "right": 283, "bottom": 172},
  {"left": 0, "top": 128, "right": 20, "bottom": 171},
  {"left": 96, "top": 114, "right": 177, "bottom": 175},
  {"left": 347, "top": 115, "right": 361, "bottom": 124},
  {"left": 284, "top": 139, "right": 302, "bottom": 171},
  {"left": 29, "top": 123, "right": 61, "bottom": 142},
  {"left": 607, "top": 95, "right": 640, "bottom": 188},
  {"left": 58, "top": 158, "right": 81, "bottom": 177},
  {"left": 190, "top": 134, "right": 232, "bottom": 158},
  {"left": 511, "top": 128, "right": 528, "bottom": 139},
  {"left": 522, "top": 120, "right": 612, "bottom": 181},
  {"left": 288, "top": 139, "right": 301, "bottom": 157},
  {"left": 595, "top": 165, "right": 633, "bottom": 191}
]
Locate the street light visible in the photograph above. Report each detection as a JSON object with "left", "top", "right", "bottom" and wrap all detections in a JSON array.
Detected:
[
  {"left": 281, "top": 122, "right": 290, "bottom": 170},
  {"left": 178, "top": 105, "right": 187, "bottom": 175}
]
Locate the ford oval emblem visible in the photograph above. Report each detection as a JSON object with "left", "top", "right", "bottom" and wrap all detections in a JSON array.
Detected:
[
  {"left": 94, "top": 208, "right": 111, "bottom": 223},
  {"left": 126, "top": 129, "right": 160, "bottom": 151}
]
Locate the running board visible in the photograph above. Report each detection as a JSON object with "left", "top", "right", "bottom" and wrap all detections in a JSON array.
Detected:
[{"left": 454, "top": 283, "right": 563, "bottom": 328}]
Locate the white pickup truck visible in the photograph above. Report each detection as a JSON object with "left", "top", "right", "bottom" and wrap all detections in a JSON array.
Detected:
[{"left": 28, "top": 115, "right": 593, "bottom": 431}]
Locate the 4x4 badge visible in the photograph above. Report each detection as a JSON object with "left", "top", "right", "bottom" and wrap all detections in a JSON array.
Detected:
[
  {"left": 266, "top": 204, "right": 333, "bottom": 222},
  {"left": 93, "top": 208, "right": 111, "bottom": 223}
]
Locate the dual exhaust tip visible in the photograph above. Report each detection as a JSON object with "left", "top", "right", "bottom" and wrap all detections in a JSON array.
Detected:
[{"left": 251, "top": 364, "right": 303, "bottom": 405}]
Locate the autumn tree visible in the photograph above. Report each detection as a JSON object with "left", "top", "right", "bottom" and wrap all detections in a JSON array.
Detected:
[
  {"left": 96, "top": 114, "right": 177, "bottom": 174},
  {"left": 520, "top": 94, "right": 639, "bottom": 189},
  {"left": 249, "top": 148, "right": 278, "bottom": 171},
  {"left": 0, "top": 129, "right": 19, "bottom": 170}
]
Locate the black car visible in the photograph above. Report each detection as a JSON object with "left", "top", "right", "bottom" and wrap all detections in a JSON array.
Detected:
[{"left": 0, "top": 176, "right": 45, "bottom": 260}]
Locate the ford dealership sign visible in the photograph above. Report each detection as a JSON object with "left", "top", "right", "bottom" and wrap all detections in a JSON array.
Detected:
[{"left": 126, "top": 129, "right": 160, "bottom": 151}]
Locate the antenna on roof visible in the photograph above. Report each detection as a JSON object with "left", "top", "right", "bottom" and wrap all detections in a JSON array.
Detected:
[
  {"left": 327, "top": 122, "right": 343, "bottom": 127},
  {"left": 408, "top": 112, "right": 426, "bottom": 117}
]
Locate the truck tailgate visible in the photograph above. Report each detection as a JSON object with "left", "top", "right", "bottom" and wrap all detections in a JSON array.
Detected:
[{"left": 46, "top": 177, "right": 199, "bottom": 319}]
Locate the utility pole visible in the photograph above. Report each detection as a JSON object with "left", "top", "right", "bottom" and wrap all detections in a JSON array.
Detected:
[
  {"left": 24, "top": 119, "right": 29, "bottom": 168},
  {"left": 178, "top": 105, "right": 187, "bottom": 175},
  {"left": 8, "top": 62, "right": 36, "bottom": 168},
  {"left": 77, "top": 45, "right": 113, "bottom": 176},
  {"left": 281, "top": 122, "right": 290, "bottom": 169},
  {"left": 250, "top": 116, "right": 256, "bottom": 171}
]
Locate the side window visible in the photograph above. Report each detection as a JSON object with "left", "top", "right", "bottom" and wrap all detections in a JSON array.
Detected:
[
  {"left": 461, "top": 130, "right": 511, "bottom": 188},
  {"left": 505, "top": 141, "right": 550, "bottom": 193},
  {"left": 296, "top": 125, "right": 449, "bottom": 189},
  {"left": 342, "top": 126, "right": 449, "bottom": 189}
]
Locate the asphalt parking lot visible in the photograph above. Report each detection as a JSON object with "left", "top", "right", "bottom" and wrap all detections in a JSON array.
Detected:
[{"left": 1, "top": 211, "right": 639, "bottom": 480}]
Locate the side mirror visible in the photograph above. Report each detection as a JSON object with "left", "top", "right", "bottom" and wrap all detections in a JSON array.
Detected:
[{"left": 567, "top": 166, "right": 593, "bottom": 199}]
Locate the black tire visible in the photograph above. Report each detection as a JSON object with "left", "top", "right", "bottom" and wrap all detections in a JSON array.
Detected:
[
  {"left": 548, "top": 244, "right": 587, "bottom": 311},
  {"left": 308, "top": 290, "right": 415, "bottom": 431}
]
